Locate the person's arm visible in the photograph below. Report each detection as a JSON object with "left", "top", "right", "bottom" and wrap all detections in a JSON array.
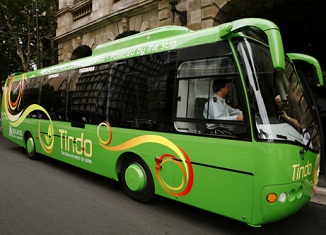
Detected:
[
  {"left": 228, "top": 105, "right": 243, "bottom": 121},
  {"left": 204, "top": 98, "right": 242, "bottom": 121},
  {"left": 281, "top": 111, "right": 302, "bottom": 129},
  {"left": 204, "top": 99, "right": 243, "bottom": 130}
]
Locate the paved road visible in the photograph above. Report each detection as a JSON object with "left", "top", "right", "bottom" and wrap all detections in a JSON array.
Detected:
[{"left": 0, "top": 132, "right": 326, "bottom": 235}]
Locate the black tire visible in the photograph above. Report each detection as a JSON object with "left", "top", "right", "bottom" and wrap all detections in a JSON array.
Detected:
[
  {"left": 121, "top": 155, "right": 154, "bottom": 203},
  {"left": 25, "top": 133, "right": 38, "bottom": 160}
]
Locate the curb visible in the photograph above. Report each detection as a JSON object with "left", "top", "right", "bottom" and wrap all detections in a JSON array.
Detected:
[{"left": 315, "top": 187, "right": 326, "bottom": 197}]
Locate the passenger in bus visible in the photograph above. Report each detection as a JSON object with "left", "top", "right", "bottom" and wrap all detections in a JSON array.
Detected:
[
  {"left": 203, "top": 79, "right": 243, "bottom": 130},
  {"left": 275, "top": 95, "right": 303, "bottom": 130}
]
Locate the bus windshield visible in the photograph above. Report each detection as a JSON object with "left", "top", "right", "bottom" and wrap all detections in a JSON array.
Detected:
[{"left": 234, "top": 37, "right": 320, "bottom": 152}]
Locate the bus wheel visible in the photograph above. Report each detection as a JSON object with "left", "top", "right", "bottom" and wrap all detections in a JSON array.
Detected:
[
  {"left": 121, "top": 156, "right": 154, "bottom": 203},
  {"left": 25, "top": 133, "right": 38, "bottom": 160}
]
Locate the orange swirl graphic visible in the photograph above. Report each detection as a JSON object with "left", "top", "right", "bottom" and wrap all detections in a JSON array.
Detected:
[
  {"left": 6, "top": 76, "right": 24, "bottom": 109},
  {"left": 5, "top": 76, "right": 25, "bottom": 122},
  {"left": 312, "top": 153, "right": 320, "bottom": 193},
  {"left": 97, "top": 121, "right": 194, "bottom": 197},
  {"left": 4, "top": 75, "right": 54, "bottom": 154}
]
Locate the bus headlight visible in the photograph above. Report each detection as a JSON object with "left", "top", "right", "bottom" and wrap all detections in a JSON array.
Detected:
[{"left": 278, "top": 192, "right": 287, "bottom": 203}]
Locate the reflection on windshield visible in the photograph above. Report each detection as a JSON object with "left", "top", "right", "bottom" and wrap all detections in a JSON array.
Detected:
[{"left": 235, "top": 38, "right": 319, "bottom": 152}]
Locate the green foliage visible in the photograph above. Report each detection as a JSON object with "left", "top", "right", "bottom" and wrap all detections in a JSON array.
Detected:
[{"left": 0, "top": 0, "right": 58, "bottom": 85}]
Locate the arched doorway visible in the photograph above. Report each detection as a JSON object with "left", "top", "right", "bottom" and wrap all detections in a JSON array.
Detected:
[
  {"left": 71, "top": 45, "right": 92, "bottom": 60},
  {"left": 115, "top": 30, "right": 139, "bottom": 40}
]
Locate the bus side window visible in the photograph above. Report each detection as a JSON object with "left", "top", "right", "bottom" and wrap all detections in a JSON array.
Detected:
[
  {"left": 174, "top": 74, "right": 248, "bottom": 138},
  {"left": 174, "top": 56, "right": 247, "bottom": 136},
  {"left": 40, "top": 73, "right": 68, "bottom": 121},
  {"left": 22, "top": 77, "right": 42, "bottom": 118},
  {"left": 175, "top": 78, "right": 210, "bottom": 134},
  {"left": 108, "top": 52, "right": 175, "bottom": 132}
]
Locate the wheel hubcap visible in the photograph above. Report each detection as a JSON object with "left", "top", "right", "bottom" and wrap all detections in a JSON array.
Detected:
[
  {"left": 27, "top": 137, "right": 34, "bottom": 154},
  {"left": 125, "top": 163, "right": 146, "bottom": 192}
]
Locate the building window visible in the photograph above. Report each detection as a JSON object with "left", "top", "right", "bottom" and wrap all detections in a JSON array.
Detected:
[
  {"left": 74, "top": 0, "right": 85, "bottom": 3},
  {"left": 72, "top": 0, "right": 92, "bottom": 21}
]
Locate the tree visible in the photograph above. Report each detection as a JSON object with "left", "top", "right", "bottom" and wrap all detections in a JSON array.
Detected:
[{"left": 0, "top": 0, "right": 58, "bottom": 85}]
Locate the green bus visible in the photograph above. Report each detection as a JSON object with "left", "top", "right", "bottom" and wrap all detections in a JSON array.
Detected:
[{"left": 1, "top": 18, "right": 322, "bottom": 227}]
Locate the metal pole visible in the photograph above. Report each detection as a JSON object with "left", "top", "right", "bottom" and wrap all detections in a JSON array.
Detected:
[{"left": 35, "top": 0, "right": 40, "bottom": 69}]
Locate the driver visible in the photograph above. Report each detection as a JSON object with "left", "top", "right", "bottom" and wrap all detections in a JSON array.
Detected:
[{"left": 203, "top": 79, "right": 243, "bottom": 130}]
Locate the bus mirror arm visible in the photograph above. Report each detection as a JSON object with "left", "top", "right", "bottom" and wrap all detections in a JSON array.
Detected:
[{"left": 287, "top": 53, "right": 324, "bottom": 86}]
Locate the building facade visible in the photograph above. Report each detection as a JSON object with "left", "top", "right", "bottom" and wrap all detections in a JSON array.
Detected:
[
  {"left": 54, "top": 0, "right": 234, "bottom": 63},
  {"left": 55, "top": 0, "right": 326, "bottom": 68}
]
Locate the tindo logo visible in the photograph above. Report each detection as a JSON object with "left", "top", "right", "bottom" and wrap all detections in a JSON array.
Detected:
[
  {"left": 292, "top": 161, "right": 312, "bottom": 181},
  {"left": 59, "top": 129, "right": 92, "bottom": 157}
]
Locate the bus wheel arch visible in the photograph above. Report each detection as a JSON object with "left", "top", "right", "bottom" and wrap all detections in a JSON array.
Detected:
[
  {"left": 25, "top": 132, "right": 38, "bottom": 160},
  {"left": 119, "top": 153, "right": 155, "bottom": 203}
]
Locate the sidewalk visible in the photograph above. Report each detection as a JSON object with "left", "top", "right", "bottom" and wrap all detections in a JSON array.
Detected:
[
  {"left": 318, "top": 174, "right": 326, "bottom": 187},
  {"left": 312, "top": 174, "right": 326, "bottom": 205},
  {"left": 316, "top": 174, "right": 326, "bottom": 196}
]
